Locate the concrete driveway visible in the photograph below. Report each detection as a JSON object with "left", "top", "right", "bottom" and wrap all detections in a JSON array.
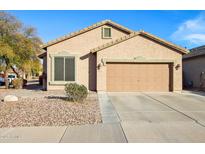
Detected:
[{"left": 108, "top": 92, "right": 205, "bottom": 142}]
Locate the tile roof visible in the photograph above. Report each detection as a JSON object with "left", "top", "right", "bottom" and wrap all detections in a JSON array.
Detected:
[
  {"left": 183, "top": 45, "right": 205, "bottom": 59},
  {"left": 90, "top": 31, "right": 189, "bottom": 54},
  {"left": 41, "top": 20, "right": 133, "bottom": 49}
]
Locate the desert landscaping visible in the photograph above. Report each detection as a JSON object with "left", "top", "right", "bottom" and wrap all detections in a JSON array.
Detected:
[{"left": 0, "top": 88, "right": 102, "bottom": 128}]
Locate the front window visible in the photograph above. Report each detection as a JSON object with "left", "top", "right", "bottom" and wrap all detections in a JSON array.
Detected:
[
  {"left": 102, "top": 27, "right": 112, "bottom": 38},
  {"left": 54, "top": 57, "right": 75, "bottom": 81}
]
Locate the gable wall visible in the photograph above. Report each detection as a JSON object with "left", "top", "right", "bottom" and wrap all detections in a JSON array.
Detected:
[
  {"left": 46, "top": 25, "right": 129, "bottom": 90},
  {"left": 96, "top": 35, "right": 183, "bottom": 91}
]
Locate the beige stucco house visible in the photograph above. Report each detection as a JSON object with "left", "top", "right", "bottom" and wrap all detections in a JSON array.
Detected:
[
  {"left": 183, "top": 45, "right": 205, "bottom": 89},
  {"left": 39, "top": 20, "right": 188, "bottom": 92}
]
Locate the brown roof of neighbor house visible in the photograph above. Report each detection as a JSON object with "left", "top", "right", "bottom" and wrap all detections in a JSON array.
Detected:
[
  {"left": 41, "top": 20, "right": 133, "bottom": 49},
  {"left": 90, "top": 31, "right": 189, "bottom": 54},
  {"left": 183, "top": 45, "right": 205, "bottom": 60}
]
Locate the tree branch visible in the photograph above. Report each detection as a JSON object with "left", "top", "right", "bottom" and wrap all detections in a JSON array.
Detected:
[{"left": 10, "top": 65, "right": 20, "bottom": 78}]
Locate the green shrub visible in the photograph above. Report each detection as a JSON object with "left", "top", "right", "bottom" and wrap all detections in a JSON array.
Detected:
[
  {"left": 12, "top": 78, "right": 23, "bottom": 89},
  {"left": 65, "top": 83, "right": 88, "bottom": 102}
]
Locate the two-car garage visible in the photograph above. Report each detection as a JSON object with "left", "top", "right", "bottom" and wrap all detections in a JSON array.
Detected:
[
  {"left": 92, "top": 32, "right": 187, "bottom": 92},
  {"left": 106, "top": 62, "right": 173, "bottom": 92}
]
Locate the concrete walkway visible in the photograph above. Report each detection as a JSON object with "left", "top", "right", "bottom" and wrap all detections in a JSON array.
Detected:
[
  {"left": 61, "top": 123, "right": 126, "bottom": 143},
  {"left": 98, "top": 92, "right": 120, "bottom": 123},
  {"left": 0, "top": 126, "right": 67, "bottom": 143},
  {"left": 0, "top": 124, "right": 126, "bottom": 143}
]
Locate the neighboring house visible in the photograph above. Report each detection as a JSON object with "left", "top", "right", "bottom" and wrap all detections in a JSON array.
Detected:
[
  {"left": 183, "top": 45, "right": 205, "bottom": 89},
  {"left": 39, "top": 20, "right": 188, "bottom": 92}
]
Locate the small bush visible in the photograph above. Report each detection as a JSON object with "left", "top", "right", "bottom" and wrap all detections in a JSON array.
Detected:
[
  {"left": 65, "top": 83, "right": 88, "bottom": 102},
  {"left": 12, "top": 78, "right": 23, "bottom": 89}
]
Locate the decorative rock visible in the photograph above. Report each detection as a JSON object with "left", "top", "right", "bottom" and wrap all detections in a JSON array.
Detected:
[{"left": 4, "top": 95, "right": 18, "bottom": 102}]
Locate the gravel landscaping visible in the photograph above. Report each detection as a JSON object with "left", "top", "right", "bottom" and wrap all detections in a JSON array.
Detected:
[{"left": 0, "top": 89, "right": 102, "bottom": 128}]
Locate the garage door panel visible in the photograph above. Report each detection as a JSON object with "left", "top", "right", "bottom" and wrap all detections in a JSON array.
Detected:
[{"left": 106, "top": 63, "right": 172, "bottom": 92}]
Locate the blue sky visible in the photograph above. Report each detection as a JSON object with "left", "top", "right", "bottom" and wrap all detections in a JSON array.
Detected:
[{"left": 7, "top": 10, "right": 205, "bottom": 49}]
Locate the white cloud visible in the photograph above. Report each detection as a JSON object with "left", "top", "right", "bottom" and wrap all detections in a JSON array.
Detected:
[{"left": 171, "top": 12, "right": 205, "bottom": 46}]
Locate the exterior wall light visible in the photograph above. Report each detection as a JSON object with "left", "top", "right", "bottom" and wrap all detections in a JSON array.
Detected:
[
  {"left": 97, "top": 63, "right": 102, "bottom": 70},
  {"left": 175, "top": 64, "right": 180, "bottom": 70}
]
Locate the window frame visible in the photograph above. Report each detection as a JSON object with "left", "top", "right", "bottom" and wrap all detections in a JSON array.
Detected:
[
  {"left": 49, "top": 52, "right": 77, "bottom": 85},
  {"left": 102, "top": 27, "right": 112, "bottom": 39},
  {"left": 54, "top": 56, "right": 75, "bottom": 82}
]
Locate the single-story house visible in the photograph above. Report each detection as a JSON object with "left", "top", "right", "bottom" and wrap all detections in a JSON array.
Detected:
[
  {"left": 183, "top": 45, "right": 205, "bottom": 89},
  {"left": 39, "top": 20, "right": 188, "bottom": 92}
]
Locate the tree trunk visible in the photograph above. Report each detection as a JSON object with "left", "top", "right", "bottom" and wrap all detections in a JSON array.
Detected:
[
  {"left": 4, "top": 59, "right": 10, "bottom": 89},
  {"left": 4, "top": 67, "right": 9, "bottom": 89}
]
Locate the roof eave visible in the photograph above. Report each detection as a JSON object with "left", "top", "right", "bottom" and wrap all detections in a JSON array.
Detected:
[
  {"left": 183, "top": 53, "right": 205, "bottom": 60},
  {"left": 140, "top": 31, "right": 189, "bottom": 54},
  {"left": 90, "top": 32, "right": 139, "bottom": 53},
  {"left": 38, "top": 52, "right": 47, "bottom": 59},
  {"left": 91, "top": 31, "right": 189, "bottom": 54},
  {"left": 41, "top": 20, "right": 133, "bottom": 49}
]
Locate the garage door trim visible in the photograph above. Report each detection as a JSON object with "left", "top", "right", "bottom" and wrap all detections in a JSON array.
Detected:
[{"left": 102, "top": 58, "right": 175, "bottom": 65}]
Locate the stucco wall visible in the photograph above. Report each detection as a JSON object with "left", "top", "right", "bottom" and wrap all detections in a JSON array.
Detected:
[
  {"left": 183, "top": 56, "right": 205, "bottom": 88},
  {"left": 46, "top": 25, "right": 129, "bottom": 90},
  {"left": 96, "top": 35, "right": 183, "bottom": 91}
]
